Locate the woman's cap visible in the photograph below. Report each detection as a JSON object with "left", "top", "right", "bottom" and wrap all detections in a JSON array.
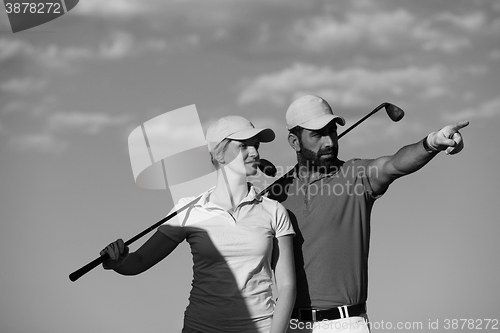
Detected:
[
  {"left": 286, "top": 95, "right": 346, "bottom": 130},
  {"left": 206, "top": 115, "right": 275, "bottom": 152}
]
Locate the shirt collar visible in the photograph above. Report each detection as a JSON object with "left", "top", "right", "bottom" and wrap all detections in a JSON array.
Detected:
[
  {"left": 195, "top": 182, "right": 263, "bottom": 208},
  {"left": 290, "top": 161, "right": 344, "bottom": 183},
  {"left": 290, "top": 164, "right": 327, "bottom": 183}
]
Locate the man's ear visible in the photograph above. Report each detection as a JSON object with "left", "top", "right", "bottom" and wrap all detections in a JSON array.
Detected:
[{"left": 288, "top": 132, "right": 301, "bottom": 152}]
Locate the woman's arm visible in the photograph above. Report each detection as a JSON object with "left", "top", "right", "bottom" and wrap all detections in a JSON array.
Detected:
[
  {"left": 270, "top": 234, "right": 296, "bottom": 333},
  {"left": 101, "top": 231, "right": 179, "bottom": 275}
]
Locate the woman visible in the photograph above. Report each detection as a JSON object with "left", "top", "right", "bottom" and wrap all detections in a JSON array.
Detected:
[{"left": 101, "top": 115, "right": 296, "bottom": 333}]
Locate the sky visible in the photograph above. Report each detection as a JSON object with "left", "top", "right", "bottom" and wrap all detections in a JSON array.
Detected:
[{"left": 1, "top": 0, "right": 499, "bottom": 332}]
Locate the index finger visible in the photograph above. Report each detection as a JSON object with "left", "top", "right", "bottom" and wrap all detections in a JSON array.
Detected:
[
  {"left": 449, "top": 120, "right": 469, "bottom": 133},
  {"left": 117, "top": 238, "right": 125, "bottom": 254}
]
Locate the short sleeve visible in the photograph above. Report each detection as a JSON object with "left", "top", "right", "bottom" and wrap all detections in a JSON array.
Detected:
[
  {"left": 353, "top": 159, "right": 384, "bottom": 201},
  {"left": 157, "top": 197, "right": 194, "bottom": 243},
  {"left": 273, "top": 201, "right": 295, "bottom": 238}
]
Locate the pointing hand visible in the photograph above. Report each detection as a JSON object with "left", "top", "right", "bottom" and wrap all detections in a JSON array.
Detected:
[{"left": 427, "top": 121, "right": 469, "bottom": 155}]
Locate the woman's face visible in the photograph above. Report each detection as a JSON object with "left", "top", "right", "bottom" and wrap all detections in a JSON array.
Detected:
[{"left": 223, "top": 136, "right": 261, "bottom": 177}]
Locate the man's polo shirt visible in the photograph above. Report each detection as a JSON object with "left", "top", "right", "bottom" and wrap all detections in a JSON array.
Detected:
[
  {"left": 158, "top": 184, "right": 294, "bottom": 333},
  {"left": 267, "top": 159, "right": 382, "bottom": 309}
]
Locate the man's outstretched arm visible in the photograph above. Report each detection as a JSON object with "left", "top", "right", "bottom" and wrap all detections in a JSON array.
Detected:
[{"left": 367, "top": 121, "right": 469, "bottom": 195}]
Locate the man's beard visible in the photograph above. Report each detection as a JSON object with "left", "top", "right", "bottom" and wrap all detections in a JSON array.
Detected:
[{"left": 297, "top": 144, "right": 339, "bottom": 172}]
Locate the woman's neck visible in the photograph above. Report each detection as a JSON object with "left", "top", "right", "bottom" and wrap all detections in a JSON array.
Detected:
[{"left": 211, "top": 168, "right": 249, "bottom": 211}]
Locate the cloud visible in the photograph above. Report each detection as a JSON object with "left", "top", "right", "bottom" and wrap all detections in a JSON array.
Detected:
[
  {"left": 48, "top": 111, "right": 131, "bottom": 134},
  {"left": 238, "top": 63, "right": 448, "bottom": 108},
  {"left": 0, "top": 38, "right": 93, "bottom": 69},
  {"left": 443, "top": 97, "right": 500, "bottom": 123},
  {"left": 291, "top": 10, "right": 415, "bottom": 51},
  {"left": 412, "top": 21, "right": 471, "bottom": 53},
  {"left": 99, "top": 32, "right": 135, "bottom": 59},
  {"left": 290, "top": 9, "right": 491, "bottom": 54},
  {"left": 433, "top": 12, "right": 487, "bottom": 32},
  {"left": 0, "top": 32, "right": 166, "bottom": 71},
  {"left": 410, "top": 11, "right": 500, "bottom": 53},
  {"left": 74, "top": 0, "right": 149, "bottom": 16},
  {"left": 0, "top": 100, "right": 24, "bottom": 114},
  {"left": 488, "top": 49, "right": 500, "bottom": 60},
  {"left": 98, "top": 32, "right": 167, "bottom": 59},
  {"left": 8, "top": 133, "right": 69, "bottom": 154},
  {"left": 4, "top": 107, "right": 133, "bottom": 153},
  {"left": 0, "top": 38, "right": 35, "bottom": 62},
  {"left": 39, "top": 32, "right": 167, "bottom": 66},
  {"left": 43, "top": 45, "right": 95, "bottom": 66},
  {"left": 0, "top": 77, "right": 48, "bottom": 95}
]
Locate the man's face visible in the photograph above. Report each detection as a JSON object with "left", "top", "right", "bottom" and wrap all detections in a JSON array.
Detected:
[{"left": 297, "top": 121, "right": 339, "bottom": 170}]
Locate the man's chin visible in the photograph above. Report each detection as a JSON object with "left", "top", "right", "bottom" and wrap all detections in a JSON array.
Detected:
[
  {"left": 315, "top": 156, "right": 339, "bottom": 170},
  {"left": 297, "top": 148, "right": 338, "bottom": 171}
]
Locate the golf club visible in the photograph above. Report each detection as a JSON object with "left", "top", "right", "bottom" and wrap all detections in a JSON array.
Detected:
[
  {"left": 69, "top": 194, "right": 203, "bottom": 282},
  {"left": 338, "top": 102, "right": 404, "bottom": 139},
  {"left": 255, "top": 103, "right": 404, "bottom": 182},
  {"left": 258, "top": 158, "right": 277, "bottom": 177},
  {"left": 69, "top": 102, "right": 404, "bottom": 282},
  {"left": 259, "top": 102, "right": 405, "bottom": 196},
  {"left": 70, "top": 158, "right": 276, "bottom": 282}
]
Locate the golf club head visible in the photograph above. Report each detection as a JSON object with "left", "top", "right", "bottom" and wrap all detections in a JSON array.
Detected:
[
  {"left": 385, "top": 103, "right": 405, "bottom": 122},
  {"left": 258, "top": 158, "right": 277, "bottom": 177}
]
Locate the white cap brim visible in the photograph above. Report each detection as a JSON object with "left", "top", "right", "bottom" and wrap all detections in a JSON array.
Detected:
[
  {"left": 298, "top": 114, "right": 345, "bottom": 130},
  {"left": 226, "top": 127, "right": 275, "bottom": 142}
]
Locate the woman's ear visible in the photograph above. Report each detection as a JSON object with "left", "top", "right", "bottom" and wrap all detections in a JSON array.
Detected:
[{"left": 213, "top": 151, "right": 225, "bottom": 165}]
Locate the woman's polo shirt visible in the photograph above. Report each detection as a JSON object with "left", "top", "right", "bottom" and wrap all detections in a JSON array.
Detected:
[{"left": 158, "top": 184, "right": 294, "bottom": 333}]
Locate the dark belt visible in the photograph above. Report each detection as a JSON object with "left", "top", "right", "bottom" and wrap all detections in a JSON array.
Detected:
[{"left": 291, "top": 303, "right": 366, "bottom": 322}]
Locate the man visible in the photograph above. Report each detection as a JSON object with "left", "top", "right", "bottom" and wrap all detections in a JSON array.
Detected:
[{"left": 266, "top": 95, "right": 468, "bottom": 332}]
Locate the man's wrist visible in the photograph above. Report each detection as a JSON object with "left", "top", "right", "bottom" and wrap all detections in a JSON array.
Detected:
[{"left": 422, "top": 134, "right": 440, "bottom": 154}]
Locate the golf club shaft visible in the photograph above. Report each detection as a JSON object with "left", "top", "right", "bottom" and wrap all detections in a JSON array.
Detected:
[
  {"left": 69, "top": 195, "right": 202, "bottom": 282},
  {"left": 337, "top": 103, "right": 387, "bottom": 139},
  {"left": 70, "top": 103, "right": 396, "bottom": 281},
  {"left": 70, "top": 161, "right": 275, "bottom": 281},
  {"left": 259, "top": 102, "right": 397, "bottom": 196}
]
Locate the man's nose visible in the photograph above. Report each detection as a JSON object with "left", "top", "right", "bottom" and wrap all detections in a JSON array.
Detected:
[
  {"left": 247, "top": 146, "right": 258, "bottom": 157},
  {"left": 321, "top": 135, "right": 334, "bottom": 147}
]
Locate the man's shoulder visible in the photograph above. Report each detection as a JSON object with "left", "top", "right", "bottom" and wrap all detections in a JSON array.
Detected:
[
  {"left": 320, "top": 159, "right": 374, "bottom": 183},
  {"left": 334, "top": 158, "right": 373, "bottom": 173},
  {"left": 340, "top": 158, "right": 372, "bottom": 167}
]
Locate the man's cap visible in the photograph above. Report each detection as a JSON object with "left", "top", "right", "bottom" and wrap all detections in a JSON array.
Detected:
[
  {"left": 286, "top": 95, "right": 346, "bottom": 130},
  {"left": 206, "top": 115, "right": 275, "bottom": 152}
]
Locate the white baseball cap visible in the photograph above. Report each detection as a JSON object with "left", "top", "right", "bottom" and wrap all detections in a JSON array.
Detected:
[
  {"left": 206, "top": 115, "right": 275, "bottom": 152},
  {"left": 286, "top": 95, "right": 345, "bottom": 130}
]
